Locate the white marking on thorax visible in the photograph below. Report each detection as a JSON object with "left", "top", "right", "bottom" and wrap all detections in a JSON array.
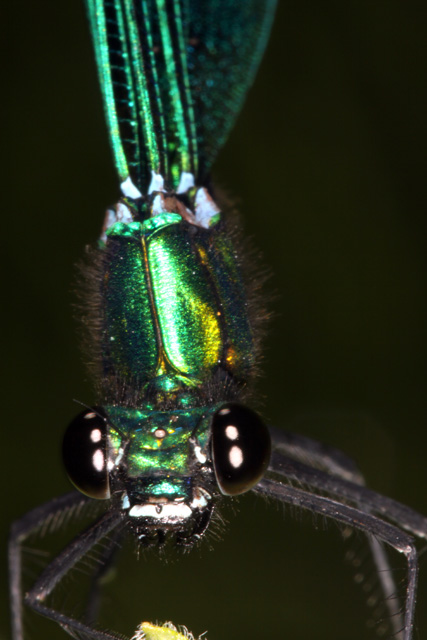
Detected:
[
  {"left": 177, "top": 171, "right": 195, "bottom": 194},
  {"left": 101, "top": 202, "right": 133, "bottom": 242},
  {"left": 100, "top": 210, "right": 116, "bottom": 243},
  {"left": 194, "top": 188, "right": 220, "bottom": 228},
  {"left": 151, "top": 193, "right": 167, "bottom": 216},
  {"left": 121, "top": 176, "right": 143, "bottom": 199},
  {"left": 148, "top": 171, "right": 165, "bottom": 194},
  {"left": 116, "top": 202, "right": 133, "bottom": 223}
]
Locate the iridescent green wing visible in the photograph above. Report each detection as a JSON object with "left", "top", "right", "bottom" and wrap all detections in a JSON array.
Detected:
[
  {"left": 186, "top": 0, "right": 277, "bottom": 182},
  {"left": 85, "top": 0, "right": 277, "bottom": 196}
]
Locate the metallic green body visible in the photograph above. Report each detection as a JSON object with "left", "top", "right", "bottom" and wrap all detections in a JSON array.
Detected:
[
  {"left": 82, "top": 0, "right": 276, "bottom": 519},
  {"left": 102, "top": 212, "right": 254, "bottom": 398}
]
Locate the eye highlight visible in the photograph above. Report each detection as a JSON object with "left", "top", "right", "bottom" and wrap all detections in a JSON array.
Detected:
[
  {"left": 211, "top": 403, "right": 271, "bottom": 496},
  {"left": 62, "top": 408, "right": 111, "bottom": 500}
]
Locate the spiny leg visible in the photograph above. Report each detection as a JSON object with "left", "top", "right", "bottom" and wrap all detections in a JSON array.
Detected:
[
  {"left": 269, "top": 425, "right": 365, "bottom": 483},
  {"left": 254, "top": 478, "right": 419, "bottom": 640},
  {"left": 269, "top": 429, "right": 426, "bottom": 635},
  {"left": 268, "top": 445, "right": 427, "bottom": 635},
  {"left": 85, "top": 528, "right": 124, "bottom": 626},
  {"left": 9, "top": 492, "right": 89, "bottom": 640},
  {"left": 267, "top": 450, "right": 427, "bottom": 539},
  {"left": 10, "top": 495, "right": 124, "bottom": 640},
  {"left": 25, "top": 509, "right": 124, "bottom": 640}
]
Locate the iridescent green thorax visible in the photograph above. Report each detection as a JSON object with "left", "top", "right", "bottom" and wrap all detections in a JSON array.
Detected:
[
  {"left": 79, "top": 0, "right": 276, "bottom": 539},
  {"left": 100, "top": 211, "right": 254, "bottom": 403}
]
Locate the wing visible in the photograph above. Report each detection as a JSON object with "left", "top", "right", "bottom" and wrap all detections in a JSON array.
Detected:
[{"left": 85, "top": 0, "right": 277, "bottom": 196}]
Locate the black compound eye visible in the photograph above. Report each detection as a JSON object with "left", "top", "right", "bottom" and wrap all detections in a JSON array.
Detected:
[
  {"left": 211, "top": 403, "right": 271, "bottom": 496},
  {"left": 62, "top": 408, "right": 111, "bottom": 499}
]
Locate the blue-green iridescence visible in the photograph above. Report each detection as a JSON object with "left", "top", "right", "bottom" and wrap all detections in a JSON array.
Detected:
[
  {"left": 83, "top": 0, "right": 276, "bottom": 516},
  {"left": 102, "top": 213, "right": 254, "bottom": 399},
  {"left": 106, "top": 405, "right": 215, "bottom": 498},
  {"left": 84, "top": 0, "right": 277, "bottom": 192}
]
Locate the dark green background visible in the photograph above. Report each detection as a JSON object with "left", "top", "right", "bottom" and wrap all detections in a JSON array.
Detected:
[{"left": 2, "top": 2, "right": 427, "bottom": 639}]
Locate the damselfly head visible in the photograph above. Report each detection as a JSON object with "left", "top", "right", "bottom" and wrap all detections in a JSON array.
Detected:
[
  {"left": 62, "top": 405, "right": 217, "bottom": 545},
  {"left": 62, "top": 403, "right": 271, "bottom": 547}
]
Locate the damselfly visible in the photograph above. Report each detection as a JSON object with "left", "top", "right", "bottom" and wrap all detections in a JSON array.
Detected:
[{"left": 5, "top": 1, "right": 427, "bottom": 640}]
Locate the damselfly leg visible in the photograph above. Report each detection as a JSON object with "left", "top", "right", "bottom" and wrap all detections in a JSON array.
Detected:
[{"left": 9, "top": 426, "right": 427, "bottom": 640}]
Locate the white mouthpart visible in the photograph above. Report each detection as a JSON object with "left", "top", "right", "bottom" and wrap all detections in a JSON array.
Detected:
[{"left": 129, "top": 503, "right": 192, "bottom": 520}]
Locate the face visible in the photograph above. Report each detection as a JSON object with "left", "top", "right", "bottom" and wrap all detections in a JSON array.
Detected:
[{"left": 62, "top": 403, "right": 271, "bottom": 545}]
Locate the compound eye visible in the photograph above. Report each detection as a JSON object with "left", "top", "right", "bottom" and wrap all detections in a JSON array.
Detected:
[
  {"left": 211, "top": 403, "right": 271, "bottom": 496},
  {"left": 62, "top": 408, "right": 111, "bottom": 499}
]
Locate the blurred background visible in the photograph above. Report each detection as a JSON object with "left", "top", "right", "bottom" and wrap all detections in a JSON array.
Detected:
[{"left": 2, "top": 1, "right": 427, "bottom": 639}]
